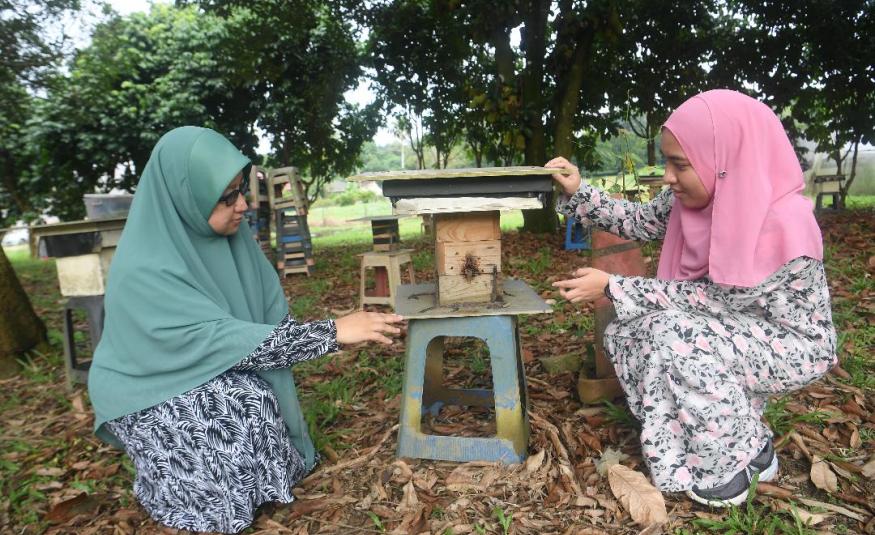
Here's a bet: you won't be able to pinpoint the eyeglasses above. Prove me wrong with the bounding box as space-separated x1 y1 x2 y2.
217 179 250 207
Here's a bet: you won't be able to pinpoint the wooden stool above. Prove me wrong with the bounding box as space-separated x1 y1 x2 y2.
397 315 529 463
813 174 844 211
358 249 415 308
62 295 105 388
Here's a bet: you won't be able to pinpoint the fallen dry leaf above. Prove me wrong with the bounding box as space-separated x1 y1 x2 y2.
607 464 668 526
861 456 875 479
773 501 832 526
595 447 629 476
445 463 499 492
397 480 419 511
46 493 108 524
810 455 838 493
797 498 867 522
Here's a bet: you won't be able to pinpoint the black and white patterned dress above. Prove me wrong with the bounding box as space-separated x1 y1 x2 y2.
107 315 338 533
559 184 837 492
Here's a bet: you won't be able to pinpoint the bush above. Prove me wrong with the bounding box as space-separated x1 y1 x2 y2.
318 188 380 207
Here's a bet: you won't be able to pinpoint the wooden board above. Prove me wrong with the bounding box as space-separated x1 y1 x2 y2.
434 212 500 242
438 273 497 304
435 240 501 276
348 165 570 182
395 279 552 319
393 196 543 215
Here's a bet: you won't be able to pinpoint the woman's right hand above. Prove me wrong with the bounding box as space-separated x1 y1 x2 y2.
334 311 405 346
545 156 582 196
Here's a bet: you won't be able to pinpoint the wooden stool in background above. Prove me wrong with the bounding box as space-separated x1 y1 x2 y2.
358 249 415 308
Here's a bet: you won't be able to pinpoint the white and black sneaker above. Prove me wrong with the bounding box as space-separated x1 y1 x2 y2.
686 440 778 508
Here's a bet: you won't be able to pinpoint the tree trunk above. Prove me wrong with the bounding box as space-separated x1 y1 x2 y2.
0 244 47 376
839 139 860 209
520 0 556 233
646 113 657 166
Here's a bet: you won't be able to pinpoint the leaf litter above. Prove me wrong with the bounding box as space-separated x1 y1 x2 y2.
1 211 873 533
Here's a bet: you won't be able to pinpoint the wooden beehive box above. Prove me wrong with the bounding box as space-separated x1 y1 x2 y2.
434 211 501 304
348 166 568 307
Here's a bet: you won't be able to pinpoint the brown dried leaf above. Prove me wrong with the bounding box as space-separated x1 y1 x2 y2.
46 493 108 524
810 455 838 493
525 449 546 473
445 464 498 492
862 456 875 479
607 464 668 526
773 502 831 526
397 480 419 511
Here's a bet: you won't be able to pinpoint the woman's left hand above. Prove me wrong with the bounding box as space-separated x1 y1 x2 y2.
552 268 611 303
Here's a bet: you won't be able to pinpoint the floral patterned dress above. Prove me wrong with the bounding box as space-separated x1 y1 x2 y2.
558 184 837 492
106 316 338 533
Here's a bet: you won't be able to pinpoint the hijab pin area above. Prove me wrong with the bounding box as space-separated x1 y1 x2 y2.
718 171 727 178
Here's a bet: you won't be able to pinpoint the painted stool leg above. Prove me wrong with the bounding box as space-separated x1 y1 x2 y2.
398 319 429 455
359 257 367 309
484 315 529 459
388 257 402 307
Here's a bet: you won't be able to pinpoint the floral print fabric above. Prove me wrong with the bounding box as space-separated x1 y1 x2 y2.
558 184 836 491
107 315 338 533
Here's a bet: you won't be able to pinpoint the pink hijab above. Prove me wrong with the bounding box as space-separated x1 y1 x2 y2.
657 89 823 287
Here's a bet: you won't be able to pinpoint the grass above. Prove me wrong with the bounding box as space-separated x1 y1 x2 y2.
763 396 829 436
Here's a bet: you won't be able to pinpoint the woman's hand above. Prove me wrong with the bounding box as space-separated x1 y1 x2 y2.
552 268 611 303
335 311 405 346
545 156 582 196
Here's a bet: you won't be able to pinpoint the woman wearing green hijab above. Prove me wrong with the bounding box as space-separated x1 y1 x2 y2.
88 126 404 533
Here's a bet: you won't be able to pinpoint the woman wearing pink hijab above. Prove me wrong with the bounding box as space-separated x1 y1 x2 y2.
546 89 836 507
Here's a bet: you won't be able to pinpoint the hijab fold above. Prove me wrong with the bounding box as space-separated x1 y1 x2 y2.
88 126 316 470
658 90 823 287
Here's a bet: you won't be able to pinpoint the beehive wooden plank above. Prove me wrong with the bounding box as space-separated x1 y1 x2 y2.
437 273 498 304
435 240 501 276
434 212 500 243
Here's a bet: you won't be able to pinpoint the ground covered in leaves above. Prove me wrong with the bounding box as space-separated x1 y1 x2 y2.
1 208 874 534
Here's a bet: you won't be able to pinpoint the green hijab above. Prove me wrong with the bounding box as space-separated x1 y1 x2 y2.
88 126 316 470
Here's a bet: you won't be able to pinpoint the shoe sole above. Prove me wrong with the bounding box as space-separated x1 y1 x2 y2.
685 456 779 508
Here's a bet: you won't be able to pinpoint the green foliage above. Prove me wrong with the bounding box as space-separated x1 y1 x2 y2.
492 506 513 535
763 396 829 437
692 478 817 535
319 188 380 207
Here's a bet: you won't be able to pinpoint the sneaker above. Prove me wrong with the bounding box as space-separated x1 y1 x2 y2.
747 439 779 482
686 440 779 508
687 467 755 507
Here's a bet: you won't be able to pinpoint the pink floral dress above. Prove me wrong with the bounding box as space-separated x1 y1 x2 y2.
559 184 837 492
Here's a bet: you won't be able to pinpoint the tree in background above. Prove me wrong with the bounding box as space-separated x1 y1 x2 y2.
0 0 79 373
715 0 875 207
28 5 260 221
195 0 382 201
365 0 624 232
612 0 715 166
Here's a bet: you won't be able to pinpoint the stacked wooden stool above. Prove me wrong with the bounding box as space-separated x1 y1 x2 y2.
354 215 415 309
268 167 314 276
30 217 126 387
348 167 557 464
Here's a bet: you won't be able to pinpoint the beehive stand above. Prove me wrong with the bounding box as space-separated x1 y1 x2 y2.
348 166 559 463
269 167 314 277
246 165 273 257
31 217 126 386
350 215 414 309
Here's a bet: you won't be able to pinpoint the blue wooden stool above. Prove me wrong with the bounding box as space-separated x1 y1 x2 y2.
397 314 529 463
564 217 590 250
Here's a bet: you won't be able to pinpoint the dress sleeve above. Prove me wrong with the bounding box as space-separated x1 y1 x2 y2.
605 257 830 331
233 314 340 370
556 182 674 241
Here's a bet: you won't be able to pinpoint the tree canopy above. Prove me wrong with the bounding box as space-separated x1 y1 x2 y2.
0 0 873 227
